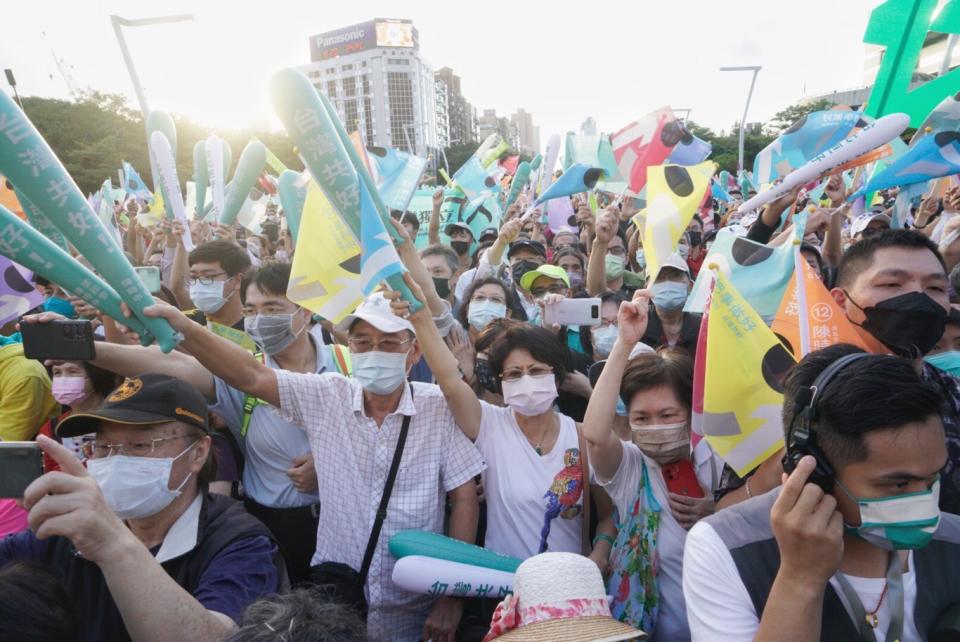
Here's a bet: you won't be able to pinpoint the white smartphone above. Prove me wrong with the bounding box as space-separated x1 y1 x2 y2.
134 266 161 294
543 297 602 327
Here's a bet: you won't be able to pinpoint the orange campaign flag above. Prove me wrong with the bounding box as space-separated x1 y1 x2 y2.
772 245 887 358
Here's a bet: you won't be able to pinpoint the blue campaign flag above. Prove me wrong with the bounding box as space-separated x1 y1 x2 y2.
452 156 502 199
122 161 153 201
535 163 606 205
685 220 804 322
753 110 864 185
711 181 731 201
367 145 428 212
852 131 960 197
667 131 712 166
359 180 406 295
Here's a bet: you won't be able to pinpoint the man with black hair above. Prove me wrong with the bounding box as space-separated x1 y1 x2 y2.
830 228 960 513
684 344 960 641
179 240 253 332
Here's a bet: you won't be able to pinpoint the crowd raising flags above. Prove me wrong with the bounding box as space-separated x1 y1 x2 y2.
6 4 960 639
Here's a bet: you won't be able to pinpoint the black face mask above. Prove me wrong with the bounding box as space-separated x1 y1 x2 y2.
432 276 451 299
511 260 541 286
474 358 499 393
688 231 702 247
450 240 471 256
846 291 948 357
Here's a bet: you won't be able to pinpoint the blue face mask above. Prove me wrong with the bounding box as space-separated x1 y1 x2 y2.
925 350 960 376
615 396 628 417
678 245 690 260
836 479 941 550
592 324 618 357
44 296 76 318
467 300 507 331
635 249 646 269
650 281 688 311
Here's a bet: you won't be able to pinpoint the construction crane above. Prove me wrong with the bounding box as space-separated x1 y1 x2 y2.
41 30 80 100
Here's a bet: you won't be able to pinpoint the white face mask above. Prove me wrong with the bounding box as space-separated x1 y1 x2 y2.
189 280 230 314
502 373 558 416
351 350 410 395
630 421 690 465
88 440 198 520
592 325 618 356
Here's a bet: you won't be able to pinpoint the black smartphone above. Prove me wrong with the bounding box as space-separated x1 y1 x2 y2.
21 319 96 361
0 442 43 498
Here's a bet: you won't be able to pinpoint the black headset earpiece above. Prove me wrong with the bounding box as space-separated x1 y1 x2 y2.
782 352 871 493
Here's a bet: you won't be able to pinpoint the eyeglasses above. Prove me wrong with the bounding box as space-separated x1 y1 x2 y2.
531 284 567 298
185 273 229 287
82 434 192 459
347 336 413 354
607 246 626 257
500 364 554 382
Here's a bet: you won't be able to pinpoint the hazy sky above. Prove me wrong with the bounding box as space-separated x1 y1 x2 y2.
4 0 883 144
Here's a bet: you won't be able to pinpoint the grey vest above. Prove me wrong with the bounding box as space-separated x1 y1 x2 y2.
703 488 960 641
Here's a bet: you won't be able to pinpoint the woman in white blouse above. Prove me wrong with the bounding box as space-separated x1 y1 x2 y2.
582 289 723 642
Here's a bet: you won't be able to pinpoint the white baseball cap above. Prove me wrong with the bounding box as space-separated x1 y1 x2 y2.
335 292 415 334
851 212 892 237
659 252 691 277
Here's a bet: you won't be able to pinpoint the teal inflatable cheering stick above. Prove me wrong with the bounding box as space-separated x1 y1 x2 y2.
277 169 306 244
220 140 266 226
0 204 151 338
504 161 531 211
14 186 69 251
0 92 180 351
193 139 208 217
270 68 420 312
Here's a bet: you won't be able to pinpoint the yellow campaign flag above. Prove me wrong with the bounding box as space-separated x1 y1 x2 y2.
642 161 715 281
208 321 258 353
287 180 364 323
772 247 887 359
702 269 797 476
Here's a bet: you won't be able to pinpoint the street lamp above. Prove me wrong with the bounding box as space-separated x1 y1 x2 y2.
719 65 761 173
110 13 193 119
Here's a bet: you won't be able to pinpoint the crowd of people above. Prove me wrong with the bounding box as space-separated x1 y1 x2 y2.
2 158 960 642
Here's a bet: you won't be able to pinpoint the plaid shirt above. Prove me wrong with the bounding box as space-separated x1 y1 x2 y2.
274 371 485 641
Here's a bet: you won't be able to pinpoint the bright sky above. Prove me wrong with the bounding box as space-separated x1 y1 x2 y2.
5 0 882 144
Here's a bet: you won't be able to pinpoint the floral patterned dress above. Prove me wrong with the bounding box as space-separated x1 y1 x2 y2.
605 458 661 633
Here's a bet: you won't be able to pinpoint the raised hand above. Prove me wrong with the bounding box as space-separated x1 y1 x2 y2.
616 289 651 346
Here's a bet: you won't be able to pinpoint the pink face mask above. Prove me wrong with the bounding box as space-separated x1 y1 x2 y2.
501 373 558 416
52 376 90 406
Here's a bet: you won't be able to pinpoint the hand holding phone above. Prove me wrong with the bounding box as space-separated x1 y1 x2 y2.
542 297 602 327
0 442 43 498
21 319 96 361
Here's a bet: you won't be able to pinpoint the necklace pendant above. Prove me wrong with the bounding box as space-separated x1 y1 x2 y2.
535 446 542 455
865 613 879 629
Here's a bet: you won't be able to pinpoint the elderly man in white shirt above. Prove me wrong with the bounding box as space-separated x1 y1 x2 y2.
139 293 485 642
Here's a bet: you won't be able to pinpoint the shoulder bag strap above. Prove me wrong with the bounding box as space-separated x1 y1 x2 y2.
359 386 413 582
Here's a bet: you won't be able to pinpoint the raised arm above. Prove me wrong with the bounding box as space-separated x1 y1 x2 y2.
142 302 280 407
582 290 650 481
586 208 618 296
389 276 483 440
428 188 443 246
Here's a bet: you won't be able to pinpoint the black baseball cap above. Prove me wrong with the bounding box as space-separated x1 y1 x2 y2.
507 239 546 260
57 373 210 437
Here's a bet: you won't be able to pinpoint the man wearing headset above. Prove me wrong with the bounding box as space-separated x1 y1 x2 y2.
683 345 960 641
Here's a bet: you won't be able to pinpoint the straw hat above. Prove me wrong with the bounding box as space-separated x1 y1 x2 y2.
482 552 645 642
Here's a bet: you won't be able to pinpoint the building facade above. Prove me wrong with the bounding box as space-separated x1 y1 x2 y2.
435 67 477 146
510 108 539 154
299 19 438 156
